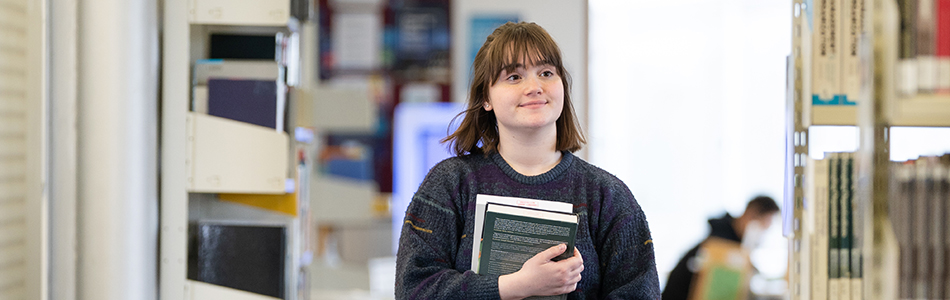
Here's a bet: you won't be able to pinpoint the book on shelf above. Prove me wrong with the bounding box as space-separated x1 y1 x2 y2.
838 153 852 300
210 33 278 60
899 0 920 97
828 153 841 299
813 158 830 300
942 156 950 300
476 202 577 300
810 153 864 300
188 222 286 299
889 155 950 299
918 0 938 94
847 152 863 300
812 0 845 106
895 0 950 96
207 78 286 131
841 0 864 106
939 155 950 300
192 59 282 115
193 59 281 86
913 158 933 299
893 160 915 300
842 153 853 300
841 153 861 300
929 161 946 300
938 0 950 93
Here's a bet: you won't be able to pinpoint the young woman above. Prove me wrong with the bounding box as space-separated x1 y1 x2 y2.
395 22 660 299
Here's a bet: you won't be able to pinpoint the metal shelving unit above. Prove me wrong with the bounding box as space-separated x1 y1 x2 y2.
787 0 950 299
160 0 308 299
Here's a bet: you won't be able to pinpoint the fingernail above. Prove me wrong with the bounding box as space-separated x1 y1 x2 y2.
559 244 566 251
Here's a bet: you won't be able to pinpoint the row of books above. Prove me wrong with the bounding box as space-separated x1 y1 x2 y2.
890 154 950 300
811 0 865 106
812 0 950 105
191 33 299 132
897 0 950 97
806 152 950 300
810 152 863 300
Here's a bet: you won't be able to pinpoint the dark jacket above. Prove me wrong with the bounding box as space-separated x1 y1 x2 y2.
661 213 741 300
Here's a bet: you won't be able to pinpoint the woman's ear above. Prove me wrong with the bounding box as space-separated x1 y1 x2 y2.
484 101 492 111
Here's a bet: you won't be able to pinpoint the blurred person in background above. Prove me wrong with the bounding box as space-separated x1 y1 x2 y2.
661 196 779 300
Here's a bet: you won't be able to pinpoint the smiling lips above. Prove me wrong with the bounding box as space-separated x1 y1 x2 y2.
519 100 548 108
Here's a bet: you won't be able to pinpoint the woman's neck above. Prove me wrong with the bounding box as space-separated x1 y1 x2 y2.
497 126 561 176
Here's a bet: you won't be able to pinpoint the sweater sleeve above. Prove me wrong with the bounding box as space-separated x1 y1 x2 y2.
394 161 500 300
597 187 662 299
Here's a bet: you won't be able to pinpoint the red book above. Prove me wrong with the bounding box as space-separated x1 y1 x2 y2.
937 0 950 93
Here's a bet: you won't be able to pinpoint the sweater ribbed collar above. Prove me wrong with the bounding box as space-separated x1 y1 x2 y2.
490 150 574 185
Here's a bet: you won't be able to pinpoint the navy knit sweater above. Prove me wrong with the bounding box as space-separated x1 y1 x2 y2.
395 151 661 299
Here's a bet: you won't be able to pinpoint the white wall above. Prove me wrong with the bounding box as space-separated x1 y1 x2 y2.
588 0 791 286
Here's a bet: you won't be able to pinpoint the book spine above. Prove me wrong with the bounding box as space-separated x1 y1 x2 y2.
841 0 864 105
918 0 937 93
837 153 852 300
814 159 830 300
899 0 919 97
896 162 915 300
930 163 946 299
840 152 852 281
849 152 863 300
828 153 841 300
814 0 844 105
937 0 950 93
944 163 950 300
913 159 930 298
839 153 854 300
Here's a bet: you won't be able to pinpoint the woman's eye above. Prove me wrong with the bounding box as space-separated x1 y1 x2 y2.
506 74 521 81
540 71 554 77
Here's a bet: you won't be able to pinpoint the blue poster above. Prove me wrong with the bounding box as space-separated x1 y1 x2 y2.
469 15 520 79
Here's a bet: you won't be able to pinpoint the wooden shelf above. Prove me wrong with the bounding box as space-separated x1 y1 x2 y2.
811 105 858 126
890 94 950 127
810 94 950 127
186 112 289 194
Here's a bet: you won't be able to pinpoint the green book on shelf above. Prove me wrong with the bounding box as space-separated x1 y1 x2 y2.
829 153 841 295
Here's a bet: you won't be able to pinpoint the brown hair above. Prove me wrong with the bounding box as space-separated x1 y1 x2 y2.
745 196 780 216
443 21 586 156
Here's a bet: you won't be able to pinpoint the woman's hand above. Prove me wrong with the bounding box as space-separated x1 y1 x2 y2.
498 244 584 300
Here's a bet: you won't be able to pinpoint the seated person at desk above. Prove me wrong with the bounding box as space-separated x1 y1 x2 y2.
661 196 779 300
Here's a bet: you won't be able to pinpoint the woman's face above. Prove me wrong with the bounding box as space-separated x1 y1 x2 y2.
485 57 564 135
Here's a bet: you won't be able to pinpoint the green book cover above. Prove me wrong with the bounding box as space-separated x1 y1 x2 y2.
829 153 840 280
840 153 852 279
479 203 578 299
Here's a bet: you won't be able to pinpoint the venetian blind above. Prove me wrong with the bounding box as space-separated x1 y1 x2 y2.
0 0 30 298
